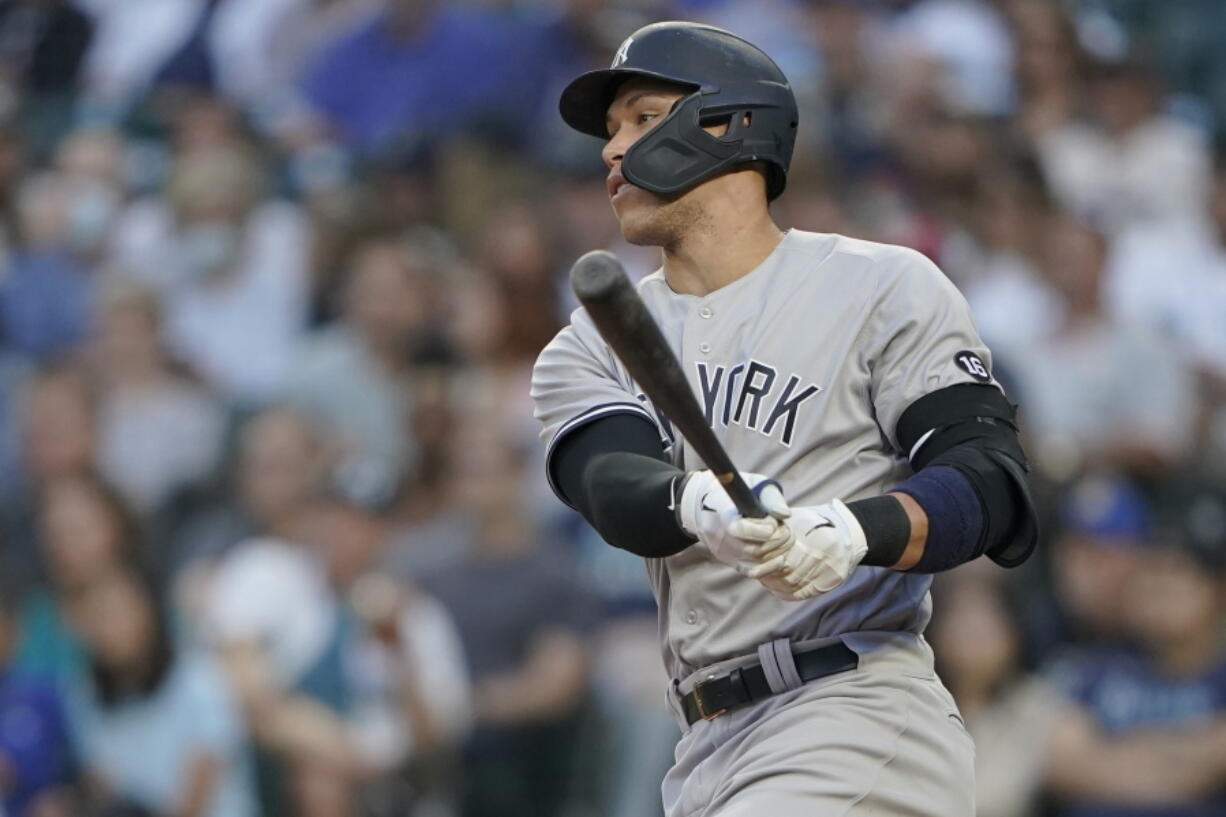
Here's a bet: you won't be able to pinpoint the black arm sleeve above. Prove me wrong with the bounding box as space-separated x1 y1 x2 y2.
551 413 695 558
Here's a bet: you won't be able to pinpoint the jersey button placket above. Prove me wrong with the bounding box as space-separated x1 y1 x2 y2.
698 306 714 353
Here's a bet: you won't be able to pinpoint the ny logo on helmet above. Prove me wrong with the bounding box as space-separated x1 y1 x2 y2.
612 37 633 68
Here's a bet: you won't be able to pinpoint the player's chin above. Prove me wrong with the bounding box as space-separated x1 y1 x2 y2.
614 200 669 246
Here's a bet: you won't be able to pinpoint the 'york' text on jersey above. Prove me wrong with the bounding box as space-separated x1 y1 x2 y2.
696 360 821 446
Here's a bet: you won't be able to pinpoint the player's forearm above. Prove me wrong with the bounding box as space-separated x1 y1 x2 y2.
552 413 695 557
840 466 987 573
883 492 927 569
848 452 1030 574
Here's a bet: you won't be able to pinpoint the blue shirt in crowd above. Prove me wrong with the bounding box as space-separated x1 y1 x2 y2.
0 250 92 361
302 5 550 156
0 667 72 817
66 652 258 817
1052 646 1226 817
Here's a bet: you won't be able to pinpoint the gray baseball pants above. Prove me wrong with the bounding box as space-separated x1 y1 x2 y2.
662 632 975 817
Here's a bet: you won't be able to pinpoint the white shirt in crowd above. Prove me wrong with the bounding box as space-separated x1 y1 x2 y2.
109 199 310 405
1004 318 1197 465
76 0 312 114
1037 115 1212 236
960 251 1065 356
97 380 225 513
890 0 1016 116
1106 222 1226 379
205 537 336 686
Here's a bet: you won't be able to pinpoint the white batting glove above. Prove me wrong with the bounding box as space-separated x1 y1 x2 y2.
752 500 869 601
676 470 792 574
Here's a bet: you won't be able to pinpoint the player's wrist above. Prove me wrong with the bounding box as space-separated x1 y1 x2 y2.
675 470 703 539
676 469 712 537
846 495 912 568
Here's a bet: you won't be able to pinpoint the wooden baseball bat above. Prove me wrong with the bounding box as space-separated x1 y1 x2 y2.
570 249 768 519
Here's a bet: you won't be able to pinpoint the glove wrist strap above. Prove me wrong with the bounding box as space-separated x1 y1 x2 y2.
675 471 702 539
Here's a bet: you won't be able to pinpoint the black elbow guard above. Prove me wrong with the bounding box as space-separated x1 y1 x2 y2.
897 383 1039 567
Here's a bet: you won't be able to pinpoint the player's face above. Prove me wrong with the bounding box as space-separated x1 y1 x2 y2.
602 79 703 246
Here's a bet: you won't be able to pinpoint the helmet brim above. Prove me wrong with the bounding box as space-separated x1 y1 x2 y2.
559 68 702 139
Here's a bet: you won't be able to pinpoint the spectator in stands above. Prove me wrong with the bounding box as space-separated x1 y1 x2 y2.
14 473 144 683
1006 0 1087 140
0 582 73 817
1036 56 1212 236
475 201 562 366
289 236 429 478
2 364 97 593
1037 472 1152 659
1045 482 1226 816
306 458 471 812
91 283 224 518
0 174 95 361
946 152 1064 353
170 405 330 575
425 410 594 817
201 409 355 817
930 570 1058 817
67 567 258 817
1107 144 1226 389
48 127 127 267
108 145 309 404
1003 215 1196 477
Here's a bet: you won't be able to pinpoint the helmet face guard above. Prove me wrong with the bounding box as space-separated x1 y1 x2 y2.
558 22 798 201
621 83 796 199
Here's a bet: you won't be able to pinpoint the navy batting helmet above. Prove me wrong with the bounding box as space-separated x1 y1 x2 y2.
559 21 798 200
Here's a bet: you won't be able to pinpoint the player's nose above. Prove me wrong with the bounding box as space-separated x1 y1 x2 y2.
601 130 631 169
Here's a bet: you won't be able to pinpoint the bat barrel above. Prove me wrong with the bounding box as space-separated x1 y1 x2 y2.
570 250 628 304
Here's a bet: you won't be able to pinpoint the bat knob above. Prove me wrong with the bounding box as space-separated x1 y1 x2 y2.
570 249 629 303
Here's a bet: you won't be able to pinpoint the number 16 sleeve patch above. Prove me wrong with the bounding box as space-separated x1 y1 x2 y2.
954 351 992 383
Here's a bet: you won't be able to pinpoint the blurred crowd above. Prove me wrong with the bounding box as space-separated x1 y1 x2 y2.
0 0 1224 816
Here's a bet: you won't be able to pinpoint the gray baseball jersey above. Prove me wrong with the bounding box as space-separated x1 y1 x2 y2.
532 229 997 681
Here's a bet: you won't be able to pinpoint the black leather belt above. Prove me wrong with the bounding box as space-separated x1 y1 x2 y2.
680 642 859 725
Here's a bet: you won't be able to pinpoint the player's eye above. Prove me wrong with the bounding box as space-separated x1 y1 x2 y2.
637 112 659 125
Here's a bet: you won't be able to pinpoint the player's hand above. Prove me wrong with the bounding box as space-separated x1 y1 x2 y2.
676 469 792 574
751 500 869 601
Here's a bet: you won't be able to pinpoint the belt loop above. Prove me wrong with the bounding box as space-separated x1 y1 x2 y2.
773 639 804 690
757 637 802 694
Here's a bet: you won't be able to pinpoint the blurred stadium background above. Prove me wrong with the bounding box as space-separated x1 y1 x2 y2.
0 0 1225 816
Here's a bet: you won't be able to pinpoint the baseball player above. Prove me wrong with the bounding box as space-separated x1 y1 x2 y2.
532 21 1038 817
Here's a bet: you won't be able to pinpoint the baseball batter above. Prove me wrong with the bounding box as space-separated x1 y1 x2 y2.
532 21 1038 817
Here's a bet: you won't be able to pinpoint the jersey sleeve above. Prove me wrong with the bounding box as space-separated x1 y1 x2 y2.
531 306 657 504
865 247 999 454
